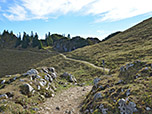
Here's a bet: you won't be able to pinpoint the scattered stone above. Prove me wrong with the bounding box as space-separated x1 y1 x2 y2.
94 93 102 101
84 109 89 113
5 75 11 78
42 68 48 73
126 89 130 96
51 94 55 97
5 92 14 98
20 83 34 95
99 104 107 114
19 79 25 82
48 67 55 73
39 79 47 87
1 80 5 84
146 107 151 111
32 108 39 111
93 78 101 88
51 72 57 79
37 85 41 90
47 74 53 82
0 94 8 100
69 75 77 82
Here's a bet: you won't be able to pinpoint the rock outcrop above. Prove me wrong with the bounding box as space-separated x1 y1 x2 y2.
81 61 152 114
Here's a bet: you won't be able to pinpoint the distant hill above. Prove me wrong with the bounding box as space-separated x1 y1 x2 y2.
0 31 100 52
66 17 152 72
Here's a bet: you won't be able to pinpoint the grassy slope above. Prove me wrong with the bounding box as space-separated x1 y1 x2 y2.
66 17 152 72
0 49 54 77
0 48 104 84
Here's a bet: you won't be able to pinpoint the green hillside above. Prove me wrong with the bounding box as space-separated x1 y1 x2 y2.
66 17 152 73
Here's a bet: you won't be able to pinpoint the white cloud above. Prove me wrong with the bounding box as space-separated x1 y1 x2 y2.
2 0 152 21
87 0 152 22
21 0 95 18
3 4 27 21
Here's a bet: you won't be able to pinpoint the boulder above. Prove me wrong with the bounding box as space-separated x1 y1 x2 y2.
48 67 55 73
23 69 39 76
39 79 47 87
5 92 14 98
1 80 5 84
20 83 34 95
146 107 151 111
69 75 77 82
118 98 138 114
61 72 77 82
42 68 48 73
0 94 8 100
51 72 57 79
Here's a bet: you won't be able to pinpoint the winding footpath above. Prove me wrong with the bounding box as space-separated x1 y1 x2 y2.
37 86 92 114
59 53 110 73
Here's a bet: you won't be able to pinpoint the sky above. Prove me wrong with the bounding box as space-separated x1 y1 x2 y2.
0 0 152 40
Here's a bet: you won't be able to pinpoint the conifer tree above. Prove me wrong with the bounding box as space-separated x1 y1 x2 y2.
38 40 43 49
15 33 21 48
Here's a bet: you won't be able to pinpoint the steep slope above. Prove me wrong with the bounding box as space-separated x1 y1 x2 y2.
66 17 152 72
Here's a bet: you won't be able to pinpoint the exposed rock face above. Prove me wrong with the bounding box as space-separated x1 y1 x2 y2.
20 83 34 95
53 36 100 52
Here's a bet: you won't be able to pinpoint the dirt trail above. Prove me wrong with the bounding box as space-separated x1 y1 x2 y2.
37 86 92 114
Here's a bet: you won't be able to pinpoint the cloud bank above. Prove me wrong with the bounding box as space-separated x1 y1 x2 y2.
1 0 152 21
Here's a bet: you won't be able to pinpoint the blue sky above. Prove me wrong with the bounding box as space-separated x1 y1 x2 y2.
0 0 152 40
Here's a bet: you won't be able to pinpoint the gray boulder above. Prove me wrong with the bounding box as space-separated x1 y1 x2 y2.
118 98 138 114
0 94 8 100
39 79 47 87
48 67 55 73
23 69 39 76
51 72 57 79
20 83 34 95
42 67 48 73
61 72 77 82
1 80 5 84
